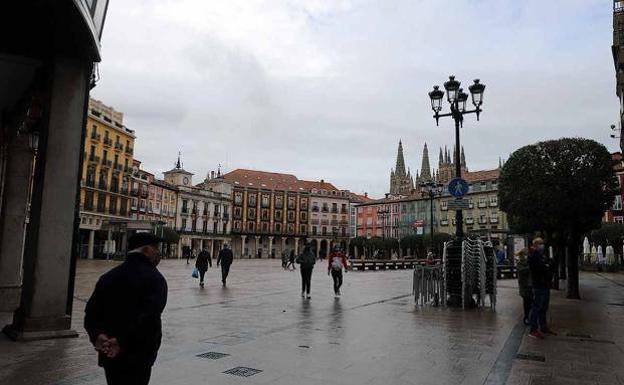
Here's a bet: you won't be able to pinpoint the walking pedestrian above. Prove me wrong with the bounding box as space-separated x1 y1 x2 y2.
528 237 557 339
217 244 234 287
296 243 316 299
84 233 168 385
287 250 296 270
196 247 212 288
281 250 288 270
516 248 532 325
328 245 348 297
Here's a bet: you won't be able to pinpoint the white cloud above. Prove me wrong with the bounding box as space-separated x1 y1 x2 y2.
93 0 618 197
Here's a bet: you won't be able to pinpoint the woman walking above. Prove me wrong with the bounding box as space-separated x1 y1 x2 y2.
328 245 348 297
195 247 212 288
297 244 316 299
287 250 297 271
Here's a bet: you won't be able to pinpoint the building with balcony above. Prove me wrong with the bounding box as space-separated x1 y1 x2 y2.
78 98 135 259
613 1 624 152
129 159 152 220
164 158 232 258
604 152 624 223
301 180 351 258
436 168 508 239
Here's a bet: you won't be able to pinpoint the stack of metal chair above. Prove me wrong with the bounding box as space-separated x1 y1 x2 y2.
443 240 463 306
482 241 497 309
413 263 444 306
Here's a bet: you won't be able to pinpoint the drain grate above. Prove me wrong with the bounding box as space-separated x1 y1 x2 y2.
196 352 230 360
515 353 545 362
223 367 263 377
580 338 615 344
567 333 592 338
298 345 310 349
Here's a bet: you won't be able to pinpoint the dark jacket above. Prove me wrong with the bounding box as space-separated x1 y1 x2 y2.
528 248 550 289
217 248 233 266
84 252 168 369
196 250 212 271
516 259 532 297
296 248 316 269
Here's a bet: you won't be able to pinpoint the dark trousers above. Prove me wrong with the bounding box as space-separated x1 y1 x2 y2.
199 269 206 284
529 287 550 332
221 263 231 284
105 365 151 385
300 267 313 294
331 269 343 294
522 295 533 322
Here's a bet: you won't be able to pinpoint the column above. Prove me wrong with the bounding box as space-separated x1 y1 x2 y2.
268 236 274 258
3 56 90 340
0 128 32 312
354 245 359 259
240 235 247 258
255 236 260 258
315 239 320 259
326 241 331 259
87 230 95 259
294 238 299 255
281 238 286 254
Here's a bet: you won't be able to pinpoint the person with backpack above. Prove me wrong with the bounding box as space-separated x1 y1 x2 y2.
195 247 212 288
516 248 532 325
528 237 557 339
328 245 348 297
296 243 316 299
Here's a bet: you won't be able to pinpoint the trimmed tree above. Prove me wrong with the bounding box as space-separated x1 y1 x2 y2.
499 138 617 299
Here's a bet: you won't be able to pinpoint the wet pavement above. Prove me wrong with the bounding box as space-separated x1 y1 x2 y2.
0 259 622 385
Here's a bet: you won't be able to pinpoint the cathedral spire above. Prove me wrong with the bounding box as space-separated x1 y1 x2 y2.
175 151 182 169
394 140 407 176
420 143 432 181
439 147 444 166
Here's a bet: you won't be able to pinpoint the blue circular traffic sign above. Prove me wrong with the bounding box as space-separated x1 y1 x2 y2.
448 178 469 198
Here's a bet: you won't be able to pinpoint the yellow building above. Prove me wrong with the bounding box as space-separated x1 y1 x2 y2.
79 98 135 258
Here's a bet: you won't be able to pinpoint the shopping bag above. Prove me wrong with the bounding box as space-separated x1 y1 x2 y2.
192 267 199 278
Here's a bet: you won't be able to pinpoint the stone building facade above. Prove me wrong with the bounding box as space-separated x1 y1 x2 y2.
79 98 135 259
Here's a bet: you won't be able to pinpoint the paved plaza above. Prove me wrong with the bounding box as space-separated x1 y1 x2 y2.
1 259 623 385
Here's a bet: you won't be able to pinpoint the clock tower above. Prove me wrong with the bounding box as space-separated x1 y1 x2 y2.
163 153 194 187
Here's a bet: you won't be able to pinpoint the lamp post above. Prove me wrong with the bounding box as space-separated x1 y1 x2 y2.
429 76 485 239
420 181 443 247
377 207 389 240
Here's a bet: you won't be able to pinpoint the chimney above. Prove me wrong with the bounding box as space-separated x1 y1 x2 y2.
364 192 368 197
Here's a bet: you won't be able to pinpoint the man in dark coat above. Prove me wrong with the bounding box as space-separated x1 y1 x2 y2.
195 247 212 288
84 233 168 385
527 237 556 339
217 243 234 287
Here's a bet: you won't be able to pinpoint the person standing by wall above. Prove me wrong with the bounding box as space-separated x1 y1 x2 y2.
217 244 234 287
296 244 316 299
84 233 168 385
195 247 212 288
516 248 532 325
328 245 348 298
528 237 557 339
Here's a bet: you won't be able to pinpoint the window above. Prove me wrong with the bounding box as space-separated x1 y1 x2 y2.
248 194 257 206
182 200 188 213
261 209 269 220
300 212 307 221
478 197 487 207
287 211 295 222
615 216 624 224
275 196 283 208
287 196 296 209
120 198 127 215
614 195 623 211
331 203 338 213
300 225 306 234
275 223 282 233
248 208 256 220
234 207 242 219
312 226 317 235
85 191 94 210
262 222 269 232
97 193 106 212
490 195 498 206
181 218 187 230
261 194 269 207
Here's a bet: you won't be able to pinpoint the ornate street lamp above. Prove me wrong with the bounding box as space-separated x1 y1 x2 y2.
428 75 485 239
377 207 390 240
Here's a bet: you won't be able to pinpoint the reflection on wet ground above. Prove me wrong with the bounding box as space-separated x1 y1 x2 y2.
1 259 621 385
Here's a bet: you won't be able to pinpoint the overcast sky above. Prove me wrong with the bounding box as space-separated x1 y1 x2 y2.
92 0 617 198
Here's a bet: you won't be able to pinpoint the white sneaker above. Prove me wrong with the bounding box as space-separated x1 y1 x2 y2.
306 294 311 299
301 292 305 298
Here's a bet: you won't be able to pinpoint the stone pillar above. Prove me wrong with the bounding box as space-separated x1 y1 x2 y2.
4 56 90 340
0 130 32 312
177 241 182 259
255 236 260 258
268 236 274 258
281 238 286 254
87 230 95 259
326 241 331 259
240 235 247 259
294 238 299 255
316 239 320 259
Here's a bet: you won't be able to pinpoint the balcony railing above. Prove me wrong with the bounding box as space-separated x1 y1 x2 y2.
312 206 319 212
489 201 498 207
331 208 338 213
321 207 329 213
90 133 101 142
102 159 112 167
103 137 113 147
88 155 100 164
114 142 123 151
114 164 123 171
125 147 134 155
490 218 499 224
130 188 138 196
478 202 487 208
440 219 449 226
465 218 474 224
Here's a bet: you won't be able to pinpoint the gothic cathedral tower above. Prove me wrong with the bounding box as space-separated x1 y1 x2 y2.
389 141 414 195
